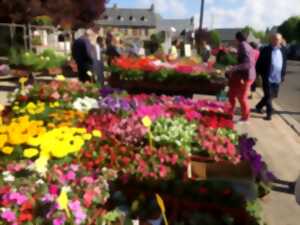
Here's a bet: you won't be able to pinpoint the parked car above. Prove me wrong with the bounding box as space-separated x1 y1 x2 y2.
288 44 300 61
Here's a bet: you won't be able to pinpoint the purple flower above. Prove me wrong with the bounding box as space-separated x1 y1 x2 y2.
1 209 16 222
99 96 131 113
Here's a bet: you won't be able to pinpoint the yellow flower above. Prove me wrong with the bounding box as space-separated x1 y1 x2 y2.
55 75 66 81
57 187 71 218
92 130 102 138
142 116 152 128
83 133 92 141
19 77 28 84
0 104 4 112
0 134 8 148
34 154 49 175
24 148 39 158
1 146 13 155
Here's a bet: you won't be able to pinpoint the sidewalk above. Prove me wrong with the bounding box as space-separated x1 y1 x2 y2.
236 93 300 225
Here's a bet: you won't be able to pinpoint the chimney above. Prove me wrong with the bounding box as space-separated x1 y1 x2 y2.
113 4 117 9
150 4 154 11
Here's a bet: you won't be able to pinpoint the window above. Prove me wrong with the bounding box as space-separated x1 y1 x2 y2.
103 15 109 20
129 16 135 21
141 16 148 22
117 16 124 21
145 29 149 36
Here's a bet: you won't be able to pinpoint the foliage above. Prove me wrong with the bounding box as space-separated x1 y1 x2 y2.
0 0 106 29
32 15 53 26
209 30 221 47
242 26 268 43
152 117 197 153
278 16 300 43
8 48 68 71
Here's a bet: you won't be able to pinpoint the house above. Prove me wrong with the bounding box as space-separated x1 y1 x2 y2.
95 4 157 41
95 4 195 41
213 28 260 46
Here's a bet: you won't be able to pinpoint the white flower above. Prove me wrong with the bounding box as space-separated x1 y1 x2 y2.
36 179 45 185
2 171 15 182
72 97 98 112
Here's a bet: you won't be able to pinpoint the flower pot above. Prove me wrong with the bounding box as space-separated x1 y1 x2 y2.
47 67 63 76
189 156 253 180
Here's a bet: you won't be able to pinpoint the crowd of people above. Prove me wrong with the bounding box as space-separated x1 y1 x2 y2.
226 32 287 122
71 25 288 122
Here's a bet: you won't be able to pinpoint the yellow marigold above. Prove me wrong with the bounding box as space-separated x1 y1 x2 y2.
1 146 13 155
0 134 8 148
24 148 39 158
142 116 152 128
92 130 102 138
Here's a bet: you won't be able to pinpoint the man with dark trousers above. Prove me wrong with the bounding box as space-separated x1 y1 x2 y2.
72 30 96 83
255 33 288 120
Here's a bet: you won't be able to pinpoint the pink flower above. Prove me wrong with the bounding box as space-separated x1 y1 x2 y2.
49 185 59 196
9 192 27 205
158 165 168 178
53 216 66 225
83 190 94 207
69 200 87 225
65 171 76 181
50 91 60 100
1 209 16 222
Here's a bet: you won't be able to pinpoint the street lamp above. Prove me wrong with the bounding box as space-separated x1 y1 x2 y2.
200 0 205 29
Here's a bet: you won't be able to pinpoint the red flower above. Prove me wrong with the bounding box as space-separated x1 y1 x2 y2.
18 212 33 222
199 187 208 194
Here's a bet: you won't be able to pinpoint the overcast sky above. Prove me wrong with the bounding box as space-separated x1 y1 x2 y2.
107 0 300 30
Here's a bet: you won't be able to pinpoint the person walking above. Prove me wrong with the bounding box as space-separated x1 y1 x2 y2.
226 31 256 122
255 33 288 120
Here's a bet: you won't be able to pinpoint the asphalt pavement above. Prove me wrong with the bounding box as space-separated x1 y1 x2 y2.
275 60 300 123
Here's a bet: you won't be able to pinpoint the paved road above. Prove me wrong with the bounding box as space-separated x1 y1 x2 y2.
275 60 300 123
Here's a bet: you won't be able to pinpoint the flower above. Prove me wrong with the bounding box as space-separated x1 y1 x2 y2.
55 75 65 81
69 200 87 225
92 130 102 138
57 187 71 218
142 116 152 128
1 146 13 155
1 209 16 223
23 148 39 158
73 97 99 112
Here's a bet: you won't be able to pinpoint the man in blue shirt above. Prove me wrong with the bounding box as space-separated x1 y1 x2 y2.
255 33 288 120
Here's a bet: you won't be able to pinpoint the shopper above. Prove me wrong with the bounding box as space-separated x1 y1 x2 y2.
226 31 256 122
255 33 288 120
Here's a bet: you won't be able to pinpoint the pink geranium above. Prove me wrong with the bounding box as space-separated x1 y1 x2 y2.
1 210 16 223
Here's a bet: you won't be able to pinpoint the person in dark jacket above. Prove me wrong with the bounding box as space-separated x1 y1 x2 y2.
106 36 122 66
72 31 96 82
255 33 288 120
226 31 256 122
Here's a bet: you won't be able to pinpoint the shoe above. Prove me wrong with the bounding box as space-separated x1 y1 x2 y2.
264 116 272 121
255 107 263 114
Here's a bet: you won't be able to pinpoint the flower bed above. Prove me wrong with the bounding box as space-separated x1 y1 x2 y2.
108 57 227 96
0 80 271 224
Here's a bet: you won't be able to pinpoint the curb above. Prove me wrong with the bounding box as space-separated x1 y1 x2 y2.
256 89 300 136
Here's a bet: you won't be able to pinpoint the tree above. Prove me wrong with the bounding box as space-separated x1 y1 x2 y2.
0 0 106 29
209 30 220 47
278 16 300 43
242 26 267 42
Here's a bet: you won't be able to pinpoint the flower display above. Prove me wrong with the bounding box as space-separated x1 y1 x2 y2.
110 57 214 82
0 80 271 224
